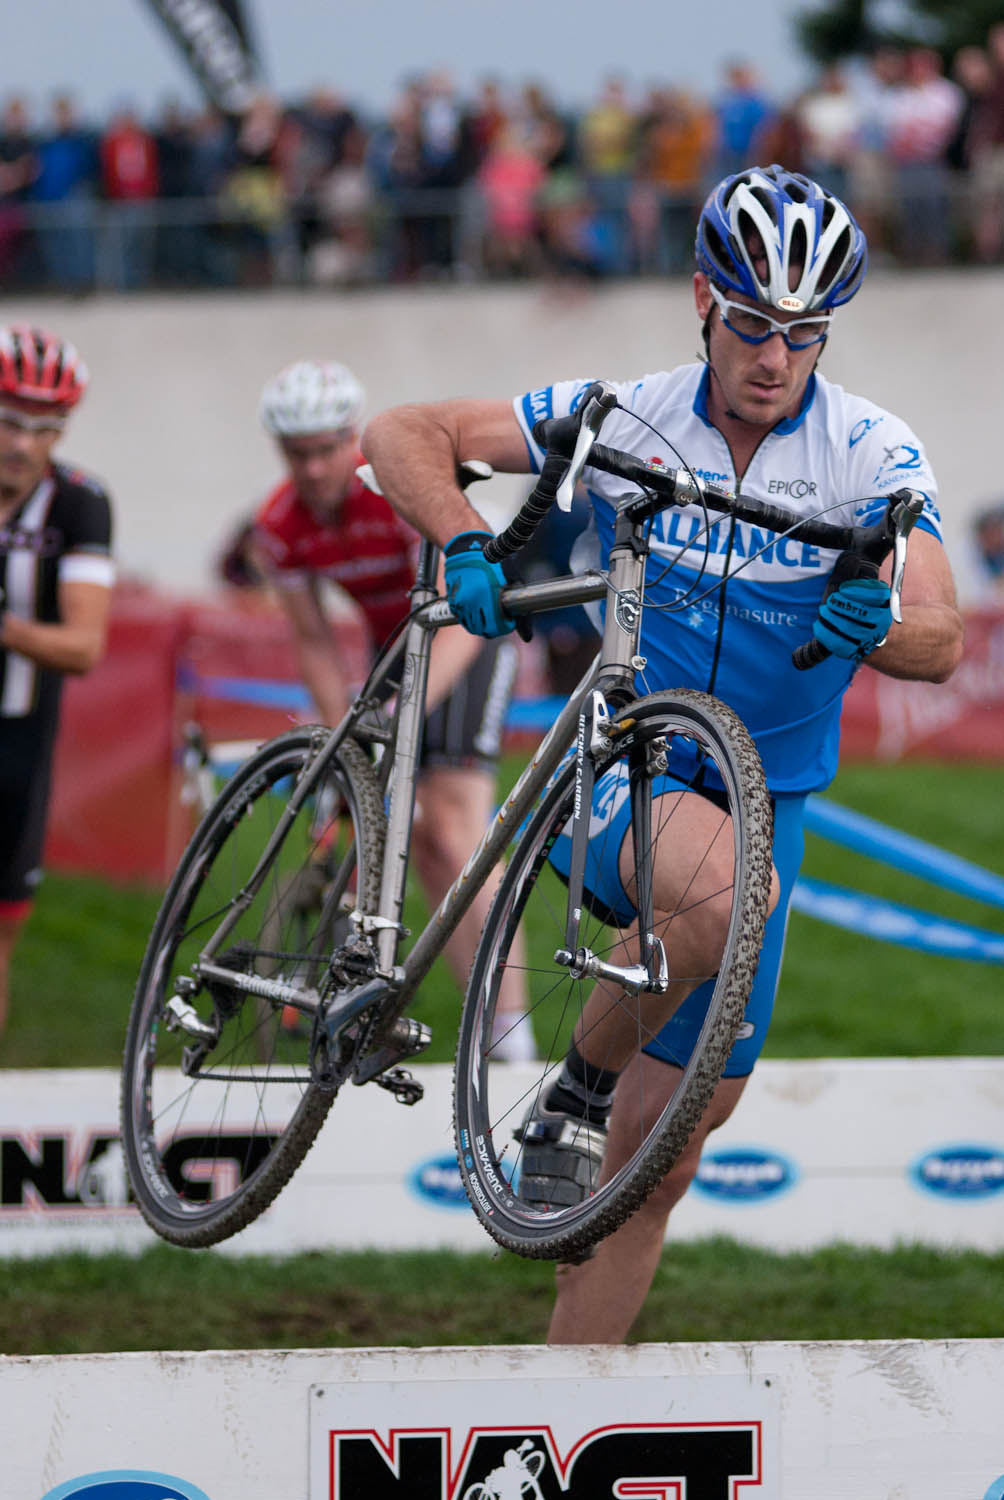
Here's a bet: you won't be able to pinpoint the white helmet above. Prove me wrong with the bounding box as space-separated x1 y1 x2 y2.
259 360 365 436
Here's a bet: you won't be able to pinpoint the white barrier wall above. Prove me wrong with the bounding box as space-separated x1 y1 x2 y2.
1 1061 1001 1258
4 1339 1003 1500
2 272 1002 602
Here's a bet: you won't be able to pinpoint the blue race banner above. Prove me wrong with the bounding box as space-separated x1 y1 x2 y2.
792 876 1004 963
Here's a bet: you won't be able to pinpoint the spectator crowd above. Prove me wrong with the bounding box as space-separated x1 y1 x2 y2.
1 27 1003 293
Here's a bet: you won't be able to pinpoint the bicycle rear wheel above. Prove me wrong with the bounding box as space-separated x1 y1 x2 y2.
454 690 773 1261
121 727 385 1247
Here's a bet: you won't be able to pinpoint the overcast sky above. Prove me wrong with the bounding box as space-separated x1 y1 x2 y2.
17 0 822 123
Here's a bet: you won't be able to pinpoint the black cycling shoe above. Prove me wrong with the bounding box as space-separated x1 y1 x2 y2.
514 1096 607 1209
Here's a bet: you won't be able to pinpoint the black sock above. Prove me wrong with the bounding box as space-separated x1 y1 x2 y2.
544 1044 620 1125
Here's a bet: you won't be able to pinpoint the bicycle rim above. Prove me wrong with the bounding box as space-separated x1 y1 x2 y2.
121 728 385 1247
454 690 773 1261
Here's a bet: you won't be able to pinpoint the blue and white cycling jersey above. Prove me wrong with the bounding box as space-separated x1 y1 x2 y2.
515 364 943 795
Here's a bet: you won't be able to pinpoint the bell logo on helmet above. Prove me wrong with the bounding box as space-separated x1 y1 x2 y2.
696 164 868 312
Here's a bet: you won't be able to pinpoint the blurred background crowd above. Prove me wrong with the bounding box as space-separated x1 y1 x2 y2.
2 21 1004 293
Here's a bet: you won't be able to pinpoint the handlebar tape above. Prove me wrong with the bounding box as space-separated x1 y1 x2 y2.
483 451 570 563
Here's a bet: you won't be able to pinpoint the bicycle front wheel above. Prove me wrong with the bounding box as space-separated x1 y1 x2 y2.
121 727 385 1248
454 690 773 1261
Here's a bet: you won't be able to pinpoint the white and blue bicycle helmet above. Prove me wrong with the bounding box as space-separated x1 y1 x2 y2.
695 164 867 312
260 359 365 437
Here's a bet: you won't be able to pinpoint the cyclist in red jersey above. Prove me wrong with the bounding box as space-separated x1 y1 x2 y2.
0 326 115 1039
254 360 533 1060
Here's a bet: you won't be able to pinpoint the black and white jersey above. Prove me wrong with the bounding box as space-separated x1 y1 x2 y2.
0 460 115 726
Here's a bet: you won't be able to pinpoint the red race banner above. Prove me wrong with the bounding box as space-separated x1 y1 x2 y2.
840 609 1004 761
44 592 1004 886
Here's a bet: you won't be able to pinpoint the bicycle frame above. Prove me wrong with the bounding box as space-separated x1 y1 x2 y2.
187 501 666 1048
371 510 663 1036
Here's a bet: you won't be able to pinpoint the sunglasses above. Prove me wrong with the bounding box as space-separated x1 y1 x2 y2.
708 283 832 350
0 403 68 434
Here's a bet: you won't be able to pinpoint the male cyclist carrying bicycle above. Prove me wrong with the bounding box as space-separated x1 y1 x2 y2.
361 166 963 1341
253 359 533 1060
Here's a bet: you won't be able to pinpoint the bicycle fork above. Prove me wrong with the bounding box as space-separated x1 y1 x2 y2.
552 688 669 998
553 522 669 998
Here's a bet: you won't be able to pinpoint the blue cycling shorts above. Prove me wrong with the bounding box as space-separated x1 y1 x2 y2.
547 756 806 1078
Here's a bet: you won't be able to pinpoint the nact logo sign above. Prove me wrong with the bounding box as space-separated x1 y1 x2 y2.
408 1154 468 1209
911 1145 1004 1199
693 1147 797 1202
42 1471 211 1500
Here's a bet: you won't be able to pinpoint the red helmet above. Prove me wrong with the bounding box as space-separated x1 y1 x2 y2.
0 325 89 409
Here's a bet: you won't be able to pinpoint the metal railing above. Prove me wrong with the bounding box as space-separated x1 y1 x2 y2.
0 173 987 294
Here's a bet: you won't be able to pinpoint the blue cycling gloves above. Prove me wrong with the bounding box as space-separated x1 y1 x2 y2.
443 531 515 637
813 576 892 661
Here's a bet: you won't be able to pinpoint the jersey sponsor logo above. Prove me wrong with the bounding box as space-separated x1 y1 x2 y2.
849 414 883 447
693 1147 798 1201
658 509 825 572
910 1145 1004 1199
408 1153 468 1208
873 442 923 486
693 466 730 483
854 495 891 527
675 592 802 632
855 489 941 536
524 388 553 427
0 523 63 557
42 1473 211 1500
766 477 817 498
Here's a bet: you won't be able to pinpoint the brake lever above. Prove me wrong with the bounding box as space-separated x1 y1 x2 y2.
555 381 619 511
887 489 925 623
792 487 926 671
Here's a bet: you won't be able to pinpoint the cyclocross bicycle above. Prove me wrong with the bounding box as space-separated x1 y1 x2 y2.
120 382 924 1263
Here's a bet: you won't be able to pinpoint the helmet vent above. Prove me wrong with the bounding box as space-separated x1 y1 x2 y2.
735 209 769 286
748 186 775 219
721 178 743 209
702 222 734 279
820 226 852 290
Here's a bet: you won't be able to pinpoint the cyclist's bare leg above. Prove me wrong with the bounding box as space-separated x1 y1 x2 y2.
573 791 779 1072
411 765 527 1020
546 1053 748 1344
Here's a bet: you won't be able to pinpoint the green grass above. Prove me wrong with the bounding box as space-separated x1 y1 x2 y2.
2 758 1001 1355
6 758 1002 1068
769 761 1004 1059
1 1239 1001 1355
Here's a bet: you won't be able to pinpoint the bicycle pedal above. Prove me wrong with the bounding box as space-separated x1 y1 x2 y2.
373 1067 424 1106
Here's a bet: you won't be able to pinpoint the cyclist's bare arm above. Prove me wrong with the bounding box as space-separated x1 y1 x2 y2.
361 399 530 544
0 578 111 674
869 529 963 683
